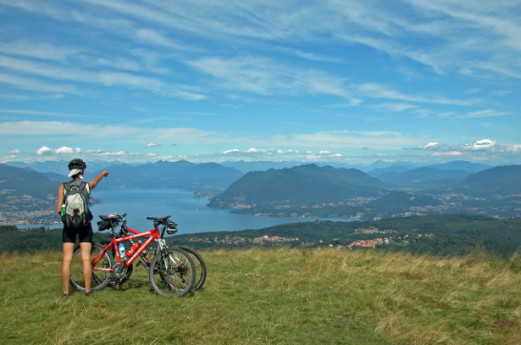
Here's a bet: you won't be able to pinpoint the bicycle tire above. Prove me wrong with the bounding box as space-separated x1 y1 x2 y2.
149 248 195 297
70 243 113 292
176 246 207 290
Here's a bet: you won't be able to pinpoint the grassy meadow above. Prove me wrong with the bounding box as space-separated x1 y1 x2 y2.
1 248 521 345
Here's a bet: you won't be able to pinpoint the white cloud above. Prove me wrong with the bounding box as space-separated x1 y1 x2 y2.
55 146 81 154
35 146 81 156
421 142 442 150
36 146 52 155
221 147 344 161
223 148 269 156
417 139 505 154
465 139 497 150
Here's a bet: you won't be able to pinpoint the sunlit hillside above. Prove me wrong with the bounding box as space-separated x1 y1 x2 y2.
1 248 520 344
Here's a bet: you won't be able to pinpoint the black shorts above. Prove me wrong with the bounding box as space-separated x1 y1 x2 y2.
62 223 93 243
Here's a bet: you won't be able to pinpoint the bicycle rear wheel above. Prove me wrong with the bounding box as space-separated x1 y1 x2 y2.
149 248 195 297
70 243 113 292
176 246 207 290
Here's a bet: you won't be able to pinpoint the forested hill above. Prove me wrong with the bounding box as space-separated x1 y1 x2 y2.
4 214 520 259
172 214 521 258
452 164 521 195
0 164 59 200
0 165 59 222
208 164 390 208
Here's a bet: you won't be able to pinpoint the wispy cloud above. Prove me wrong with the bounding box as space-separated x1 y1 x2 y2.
285 130 425 150
0 40 81 61
3 0 521 79
0 72 81 95
188 55 363 103
0 108 97 119
0 54 205 100
0 0 520 165
465 109 509 118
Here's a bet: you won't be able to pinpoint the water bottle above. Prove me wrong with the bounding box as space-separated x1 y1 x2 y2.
118 243 126 259
60 204 66 222
126 242 140 257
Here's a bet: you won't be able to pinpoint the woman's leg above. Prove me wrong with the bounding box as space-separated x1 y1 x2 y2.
80 242 93 293
62 242 75 295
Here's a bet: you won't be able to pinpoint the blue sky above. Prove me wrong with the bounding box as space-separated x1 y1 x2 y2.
1 0 520 166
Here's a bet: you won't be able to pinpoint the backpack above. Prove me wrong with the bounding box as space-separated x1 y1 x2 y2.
62 180 92 228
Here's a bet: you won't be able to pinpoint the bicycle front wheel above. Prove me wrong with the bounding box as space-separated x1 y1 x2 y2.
149 248 195 297
70 243 113 292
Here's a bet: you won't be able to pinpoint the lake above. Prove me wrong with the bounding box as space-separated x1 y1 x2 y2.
84 189 354 235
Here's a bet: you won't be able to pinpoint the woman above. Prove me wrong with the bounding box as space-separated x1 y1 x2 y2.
56 158 109 297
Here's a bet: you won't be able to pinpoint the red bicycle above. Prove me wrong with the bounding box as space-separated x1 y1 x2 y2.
107 218 207 292
69 213 195 297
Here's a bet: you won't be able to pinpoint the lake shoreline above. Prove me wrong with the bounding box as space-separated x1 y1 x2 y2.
17 188 356 234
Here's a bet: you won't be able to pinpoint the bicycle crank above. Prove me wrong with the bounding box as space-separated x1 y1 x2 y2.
113 263 128 279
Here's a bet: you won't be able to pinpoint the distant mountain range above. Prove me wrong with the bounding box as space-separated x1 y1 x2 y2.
2 159 520 224
9 159 243 191
208 162 521 220
0 160 243 224
368 160 491 190
91 160 243 191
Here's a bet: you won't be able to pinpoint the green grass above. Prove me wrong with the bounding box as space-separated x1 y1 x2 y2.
1 248 521 344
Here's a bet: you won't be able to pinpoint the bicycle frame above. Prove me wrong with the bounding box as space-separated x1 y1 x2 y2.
116 227 160 265
92 225 165 274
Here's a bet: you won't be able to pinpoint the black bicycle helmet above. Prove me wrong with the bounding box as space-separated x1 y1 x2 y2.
68 158 87 170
